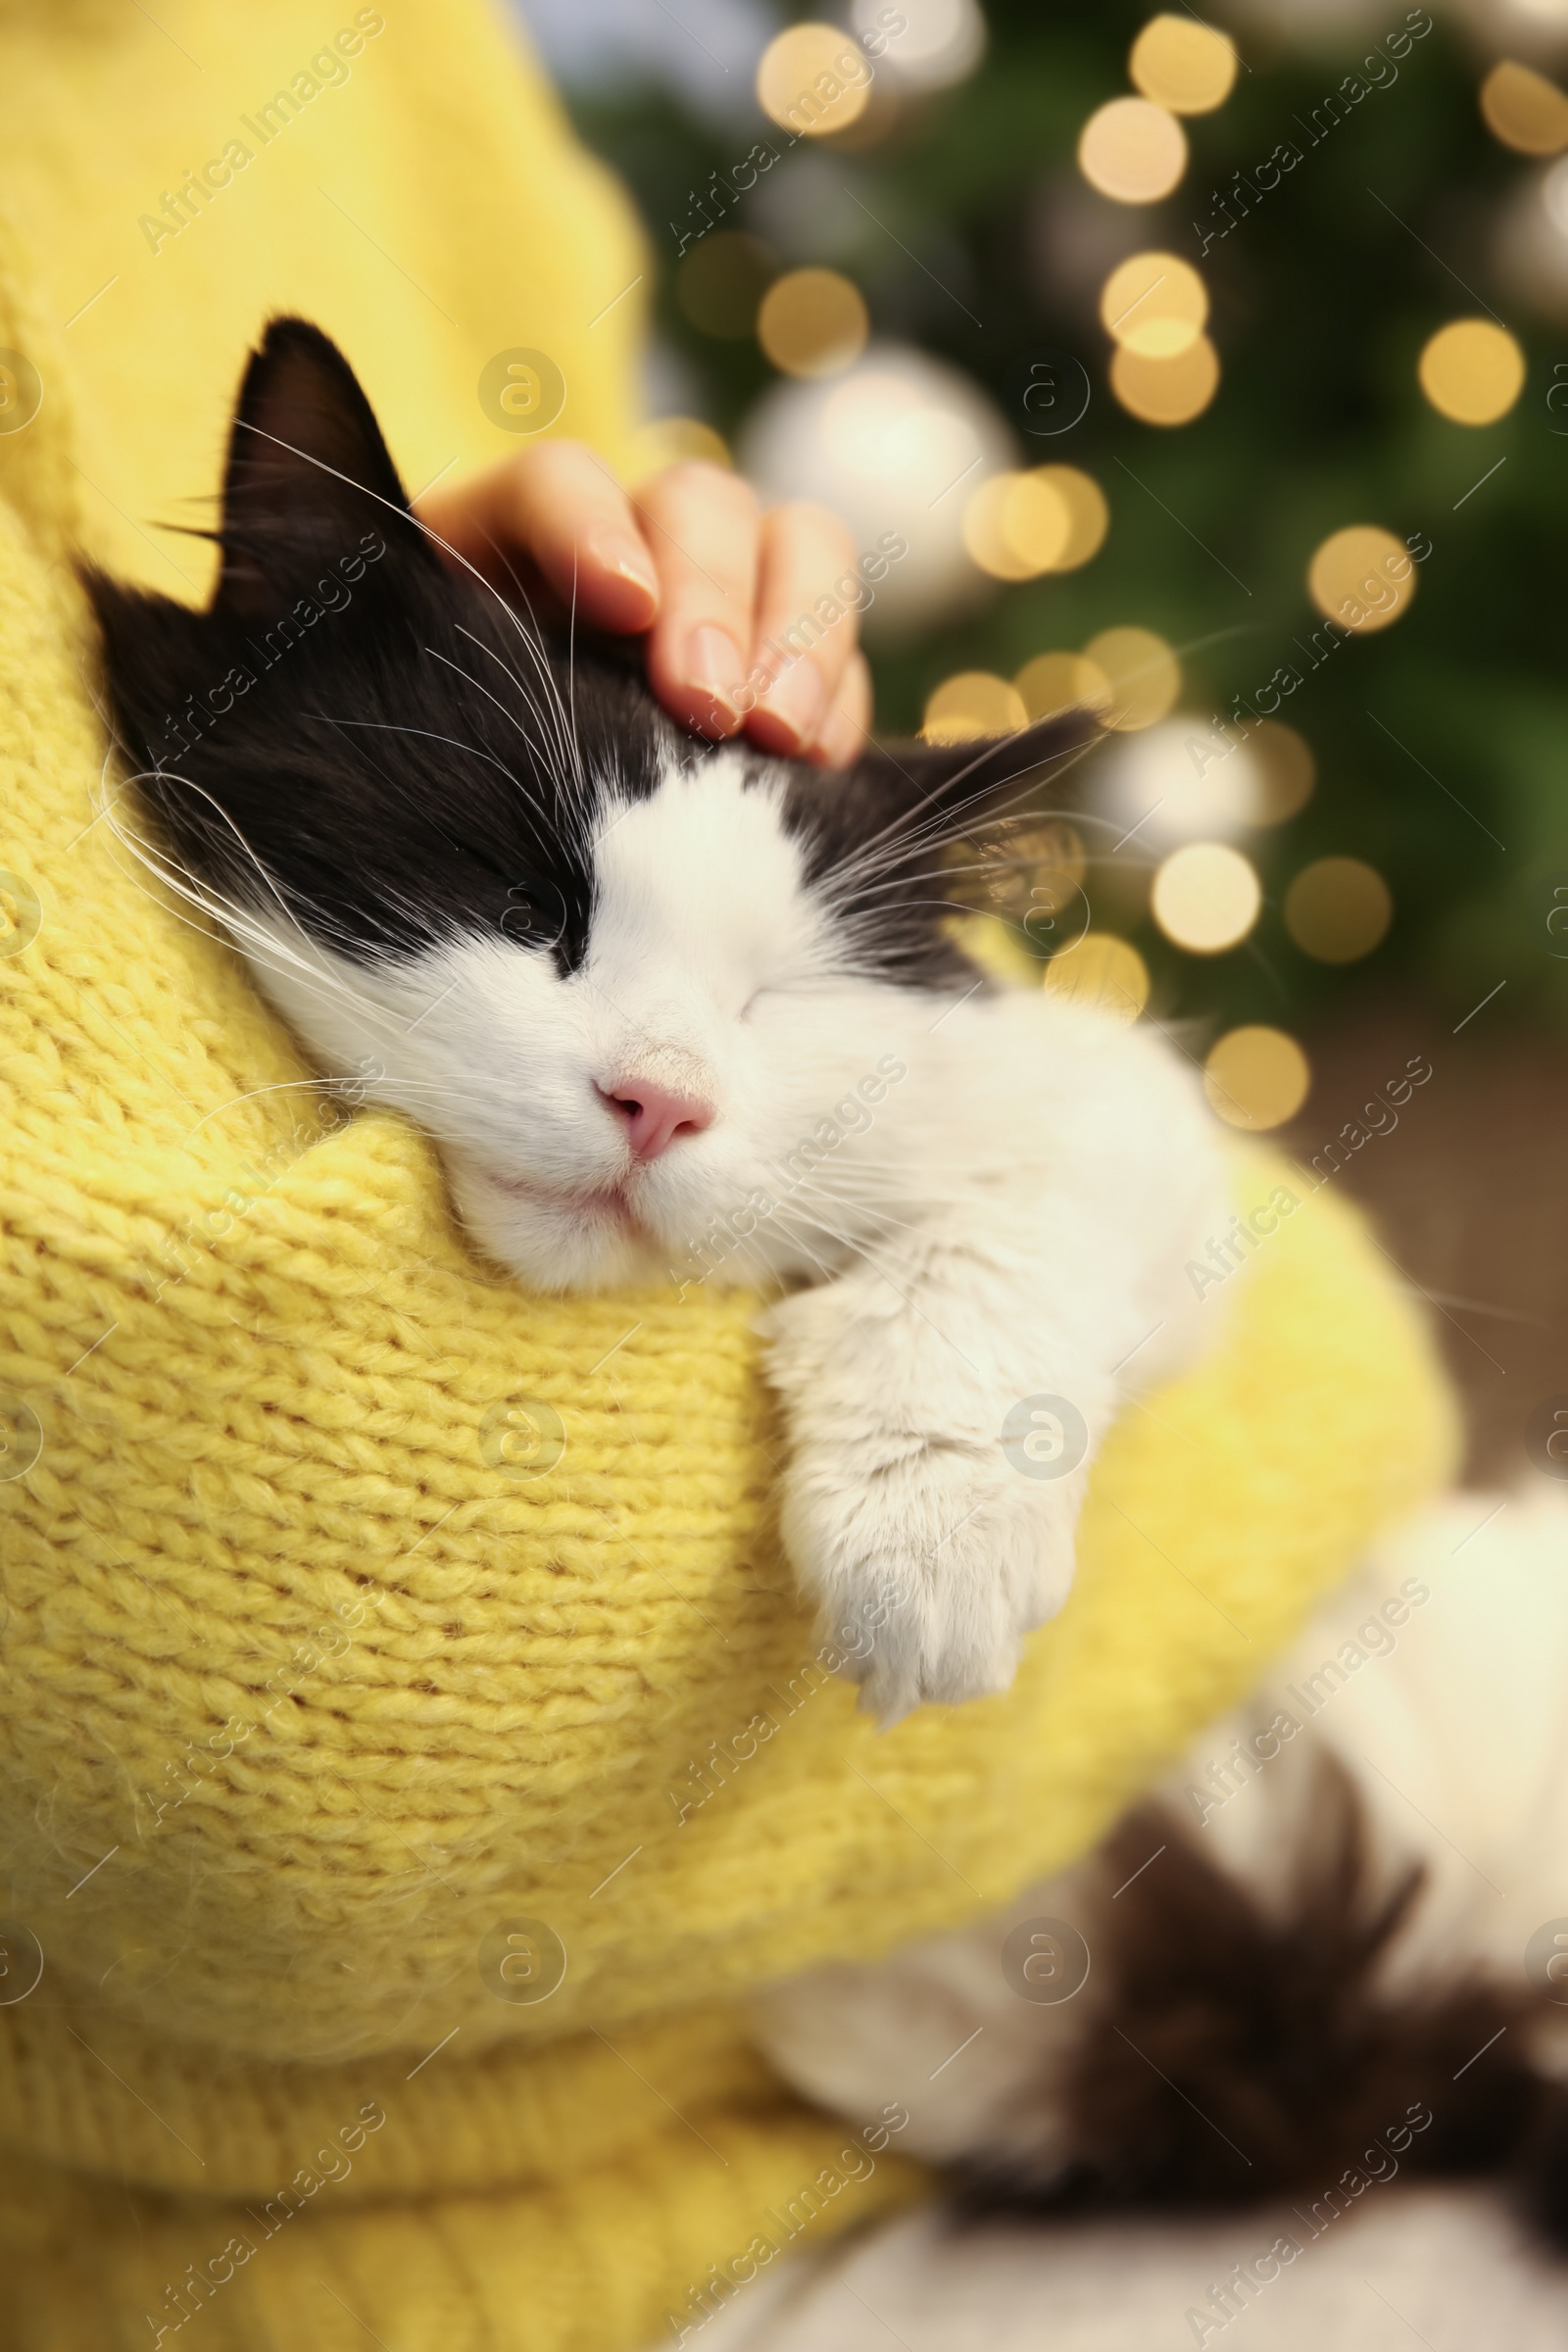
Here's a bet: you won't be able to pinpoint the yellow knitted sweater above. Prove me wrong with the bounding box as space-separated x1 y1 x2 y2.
0 4 1455 2346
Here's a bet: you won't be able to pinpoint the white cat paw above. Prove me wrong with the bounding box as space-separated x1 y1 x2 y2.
778 1438 1079 1725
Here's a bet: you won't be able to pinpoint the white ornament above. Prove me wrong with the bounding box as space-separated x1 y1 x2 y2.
740 343 1015 637
1098 718 1266 848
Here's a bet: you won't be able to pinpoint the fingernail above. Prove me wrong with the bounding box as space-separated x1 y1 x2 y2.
586 531 659 608
755 662 826 753
684 626 746 721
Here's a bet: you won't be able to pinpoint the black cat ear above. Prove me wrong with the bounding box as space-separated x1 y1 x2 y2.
791 712 1095 870
217 317 431 618
777 711 1100 988
846 714 1093 822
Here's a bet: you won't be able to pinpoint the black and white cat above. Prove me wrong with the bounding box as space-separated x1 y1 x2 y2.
85 318 1223 1724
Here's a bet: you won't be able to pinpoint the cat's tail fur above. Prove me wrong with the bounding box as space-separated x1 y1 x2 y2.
752 1485 1568 2249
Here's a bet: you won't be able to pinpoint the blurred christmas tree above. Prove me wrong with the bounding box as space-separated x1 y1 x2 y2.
518 0 1568 1121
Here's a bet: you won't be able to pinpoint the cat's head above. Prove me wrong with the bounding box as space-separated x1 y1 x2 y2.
85 318 1088 1292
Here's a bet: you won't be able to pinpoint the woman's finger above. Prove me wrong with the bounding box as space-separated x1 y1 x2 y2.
812 650 874 770
744 502 861 759
416 441 660 632
636 462 761 742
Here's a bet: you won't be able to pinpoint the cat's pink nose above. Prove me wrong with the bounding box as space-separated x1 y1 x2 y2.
602 1079 715 1160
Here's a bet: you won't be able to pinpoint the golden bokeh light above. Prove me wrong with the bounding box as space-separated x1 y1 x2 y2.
1417 318 1526 425
947 911 1043 989
963 466 1109 580
923 670 1028 742
1078 97 1188 203
1152 841 1261 954
623 416 732 482
1249 720 1316 825
1101 251 1208 357
1203 1026 1311 1131
758 269 869 378
1109 333 1221 425
1035 466 1110 568
1042 933 1151 1025
1480 59 1568 156
1015 651 1114 722
1130 15 1239 115
1306 524 1415 634
1284 857 1393 963
963 470 1071 579
1085 625 1182 730
757 25 872 137
676 231 777 339
1019 864 1091 959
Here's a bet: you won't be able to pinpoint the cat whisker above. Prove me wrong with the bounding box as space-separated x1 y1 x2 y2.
99 858 455 1084
564 551 587 826
184 1078 346 1139
101 778 395 1018
736 1207 842 1285
818 788 1126 905
827 730 1102 886
455 525 590 824
301 711 545 820
759 1197 899 1282
788 1195 922 1248
820 771 1115 881
458 591 589 818
454 623 590 839
421 641 557 779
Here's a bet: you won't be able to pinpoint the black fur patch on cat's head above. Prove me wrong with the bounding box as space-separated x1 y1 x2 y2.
956 1762 1553 2230
82 318 651 972
82 317 1092 988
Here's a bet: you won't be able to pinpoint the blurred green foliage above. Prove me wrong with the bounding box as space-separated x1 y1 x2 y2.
557 2 1568 1030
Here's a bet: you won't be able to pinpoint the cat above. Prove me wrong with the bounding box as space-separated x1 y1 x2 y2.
84 317 1225 1723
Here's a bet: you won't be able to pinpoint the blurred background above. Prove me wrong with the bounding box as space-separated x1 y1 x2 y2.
514 0 1568 1043
514 0 1568 1462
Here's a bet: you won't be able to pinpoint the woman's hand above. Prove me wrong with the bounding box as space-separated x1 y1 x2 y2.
416 442 872 768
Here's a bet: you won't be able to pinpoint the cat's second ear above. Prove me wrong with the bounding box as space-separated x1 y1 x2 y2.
793 713 1096 868
217 317 435 619
845 717 1095 820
